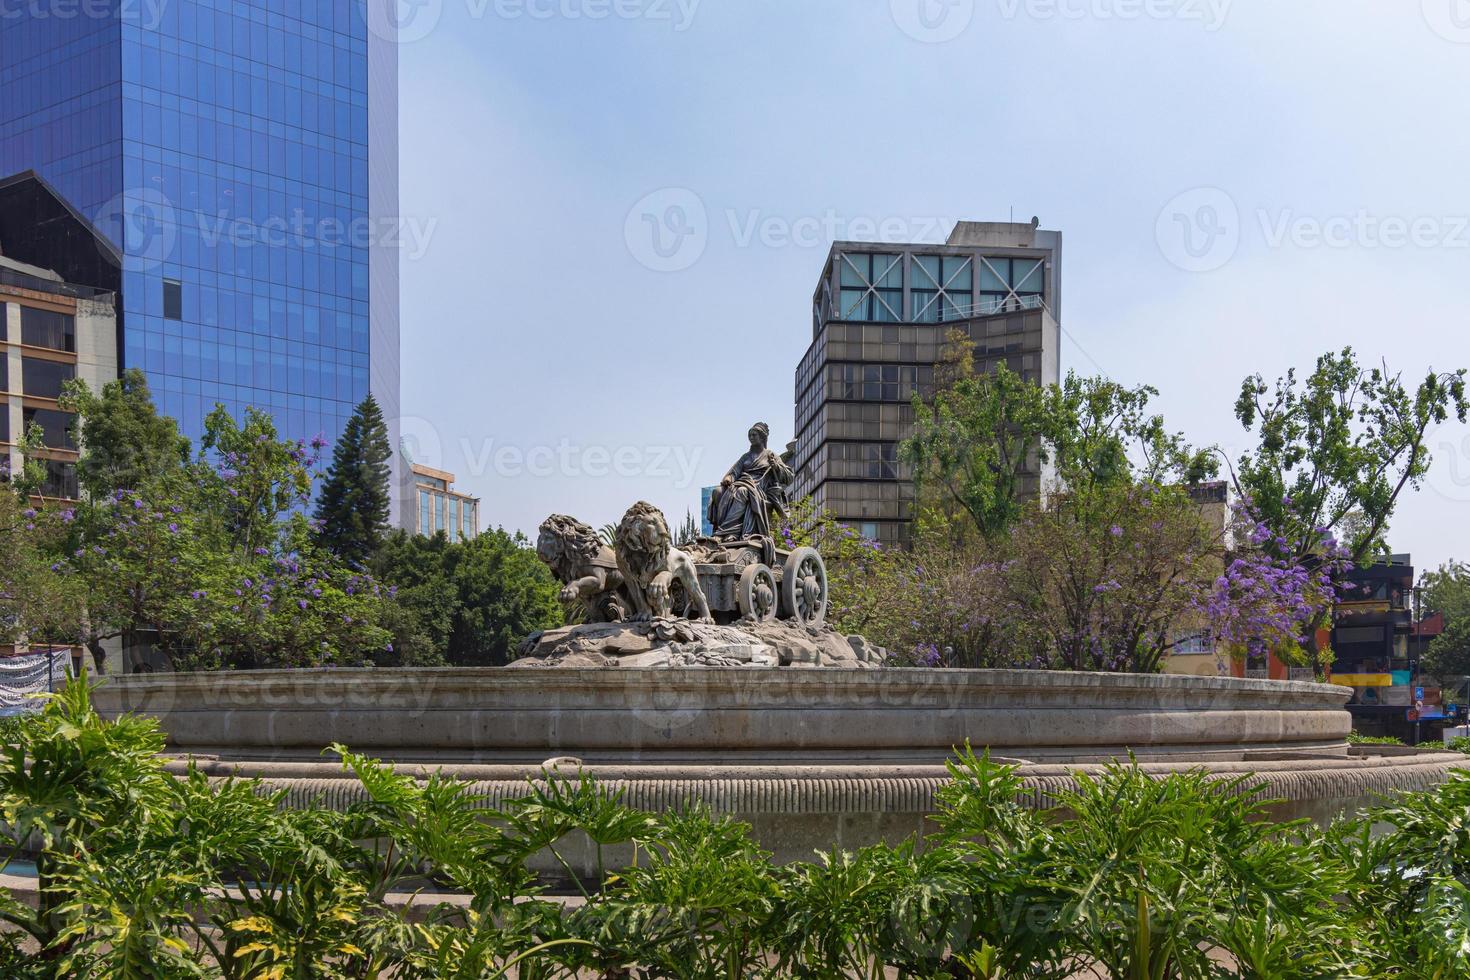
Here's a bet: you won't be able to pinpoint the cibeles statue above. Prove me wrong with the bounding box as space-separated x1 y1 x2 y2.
706 422 793 544
520 423 886 669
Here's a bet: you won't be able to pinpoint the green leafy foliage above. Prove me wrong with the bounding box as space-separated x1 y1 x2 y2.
904 340 1216 544
1234 347 1468 567
2 680 1468 977
60 370 191 499
372 528 562 667
1346 731 1404 746
1422 562 1470 678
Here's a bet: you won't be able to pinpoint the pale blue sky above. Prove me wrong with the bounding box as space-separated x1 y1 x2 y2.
394 0 1470 572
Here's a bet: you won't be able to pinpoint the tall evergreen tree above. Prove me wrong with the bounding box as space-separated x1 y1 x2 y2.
314 394 392 565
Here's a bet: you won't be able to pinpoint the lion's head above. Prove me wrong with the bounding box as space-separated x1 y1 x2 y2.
614 501 672 579
536 514 603 581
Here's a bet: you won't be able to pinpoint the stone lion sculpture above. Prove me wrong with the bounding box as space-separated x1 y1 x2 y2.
536 514 633 624
614 501 713 623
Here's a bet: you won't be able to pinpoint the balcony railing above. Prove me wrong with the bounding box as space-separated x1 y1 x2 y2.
938 294 1048 321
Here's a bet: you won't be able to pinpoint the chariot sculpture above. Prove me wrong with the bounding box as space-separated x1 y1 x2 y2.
537 422 829 629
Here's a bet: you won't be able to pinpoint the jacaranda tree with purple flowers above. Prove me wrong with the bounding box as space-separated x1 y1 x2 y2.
1197 506 1351 672
29 383 394 671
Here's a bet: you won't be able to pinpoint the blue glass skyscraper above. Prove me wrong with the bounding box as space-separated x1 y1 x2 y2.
0 1 400 511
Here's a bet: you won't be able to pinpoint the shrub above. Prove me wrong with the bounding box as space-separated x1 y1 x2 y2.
1346 731 1406 746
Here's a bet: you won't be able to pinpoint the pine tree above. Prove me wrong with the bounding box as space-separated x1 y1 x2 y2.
314 394 392 565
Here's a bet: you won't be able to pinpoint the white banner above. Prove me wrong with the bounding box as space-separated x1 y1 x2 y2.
0 651 71 714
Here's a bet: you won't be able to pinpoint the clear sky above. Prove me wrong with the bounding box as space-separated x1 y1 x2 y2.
392 0 1470 573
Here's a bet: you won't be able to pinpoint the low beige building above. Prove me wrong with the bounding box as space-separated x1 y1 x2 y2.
410 463 479 540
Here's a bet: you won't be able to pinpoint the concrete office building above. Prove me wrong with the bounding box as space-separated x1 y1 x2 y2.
0 2 403 519
791 220 1062 546
0 179 121 502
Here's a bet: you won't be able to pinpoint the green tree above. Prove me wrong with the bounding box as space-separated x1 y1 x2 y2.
372 528 562 668
198 404 316 556
1003 483 1223 673
1422 562 1470 679
444 529 562 667
60 369 190 498
1234 348 1468 567
42 388 393 671
904 351 1214 543
673 508 701 545
371 531 456 667
314 394 393 566
904 360 1057 541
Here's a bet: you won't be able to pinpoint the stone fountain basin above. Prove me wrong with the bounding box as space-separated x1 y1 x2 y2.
95 667 1356 765
93 668 1467 872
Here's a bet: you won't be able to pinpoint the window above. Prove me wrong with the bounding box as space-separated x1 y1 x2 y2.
20 307 75 353
463 503 477 538
39 459 78 500
21 358 75 400
418 491 431 535
0 353 7 393
450 497 461 539
859 522 879 541
911 255 973 323
1173 630 1214 655
22 408 75 450
837 253 903 322
435 495 446 534
978 256 1045 312
0 409 8 444
163 279 183 321
0 302 7 341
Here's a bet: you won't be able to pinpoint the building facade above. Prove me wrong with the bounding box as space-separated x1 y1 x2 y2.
0 1 402 516
791 220 1062 546
411 464 479 541
1 254 118 502
1329 556 1420 737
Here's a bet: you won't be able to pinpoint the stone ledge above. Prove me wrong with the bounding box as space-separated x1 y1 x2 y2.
177 753 1469 820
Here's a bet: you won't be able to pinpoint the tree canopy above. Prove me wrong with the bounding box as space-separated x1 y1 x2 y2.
1234 347 1468 567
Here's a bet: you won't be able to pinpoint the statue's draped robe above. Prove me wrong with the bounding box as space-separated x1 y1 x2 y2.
708 449 792 541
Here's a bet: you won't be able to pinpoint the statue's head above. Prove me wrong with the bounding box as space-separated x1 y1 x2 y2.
615 502 673 572
748 422 770 450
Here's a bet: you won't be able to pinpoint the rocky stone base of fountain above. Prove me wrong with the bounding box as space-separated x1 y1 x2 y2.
511 618 888 669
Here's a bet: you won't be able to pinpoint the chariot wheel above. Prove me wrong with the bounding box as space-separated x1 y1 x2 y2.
780 547 828 627
737 564 779 623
